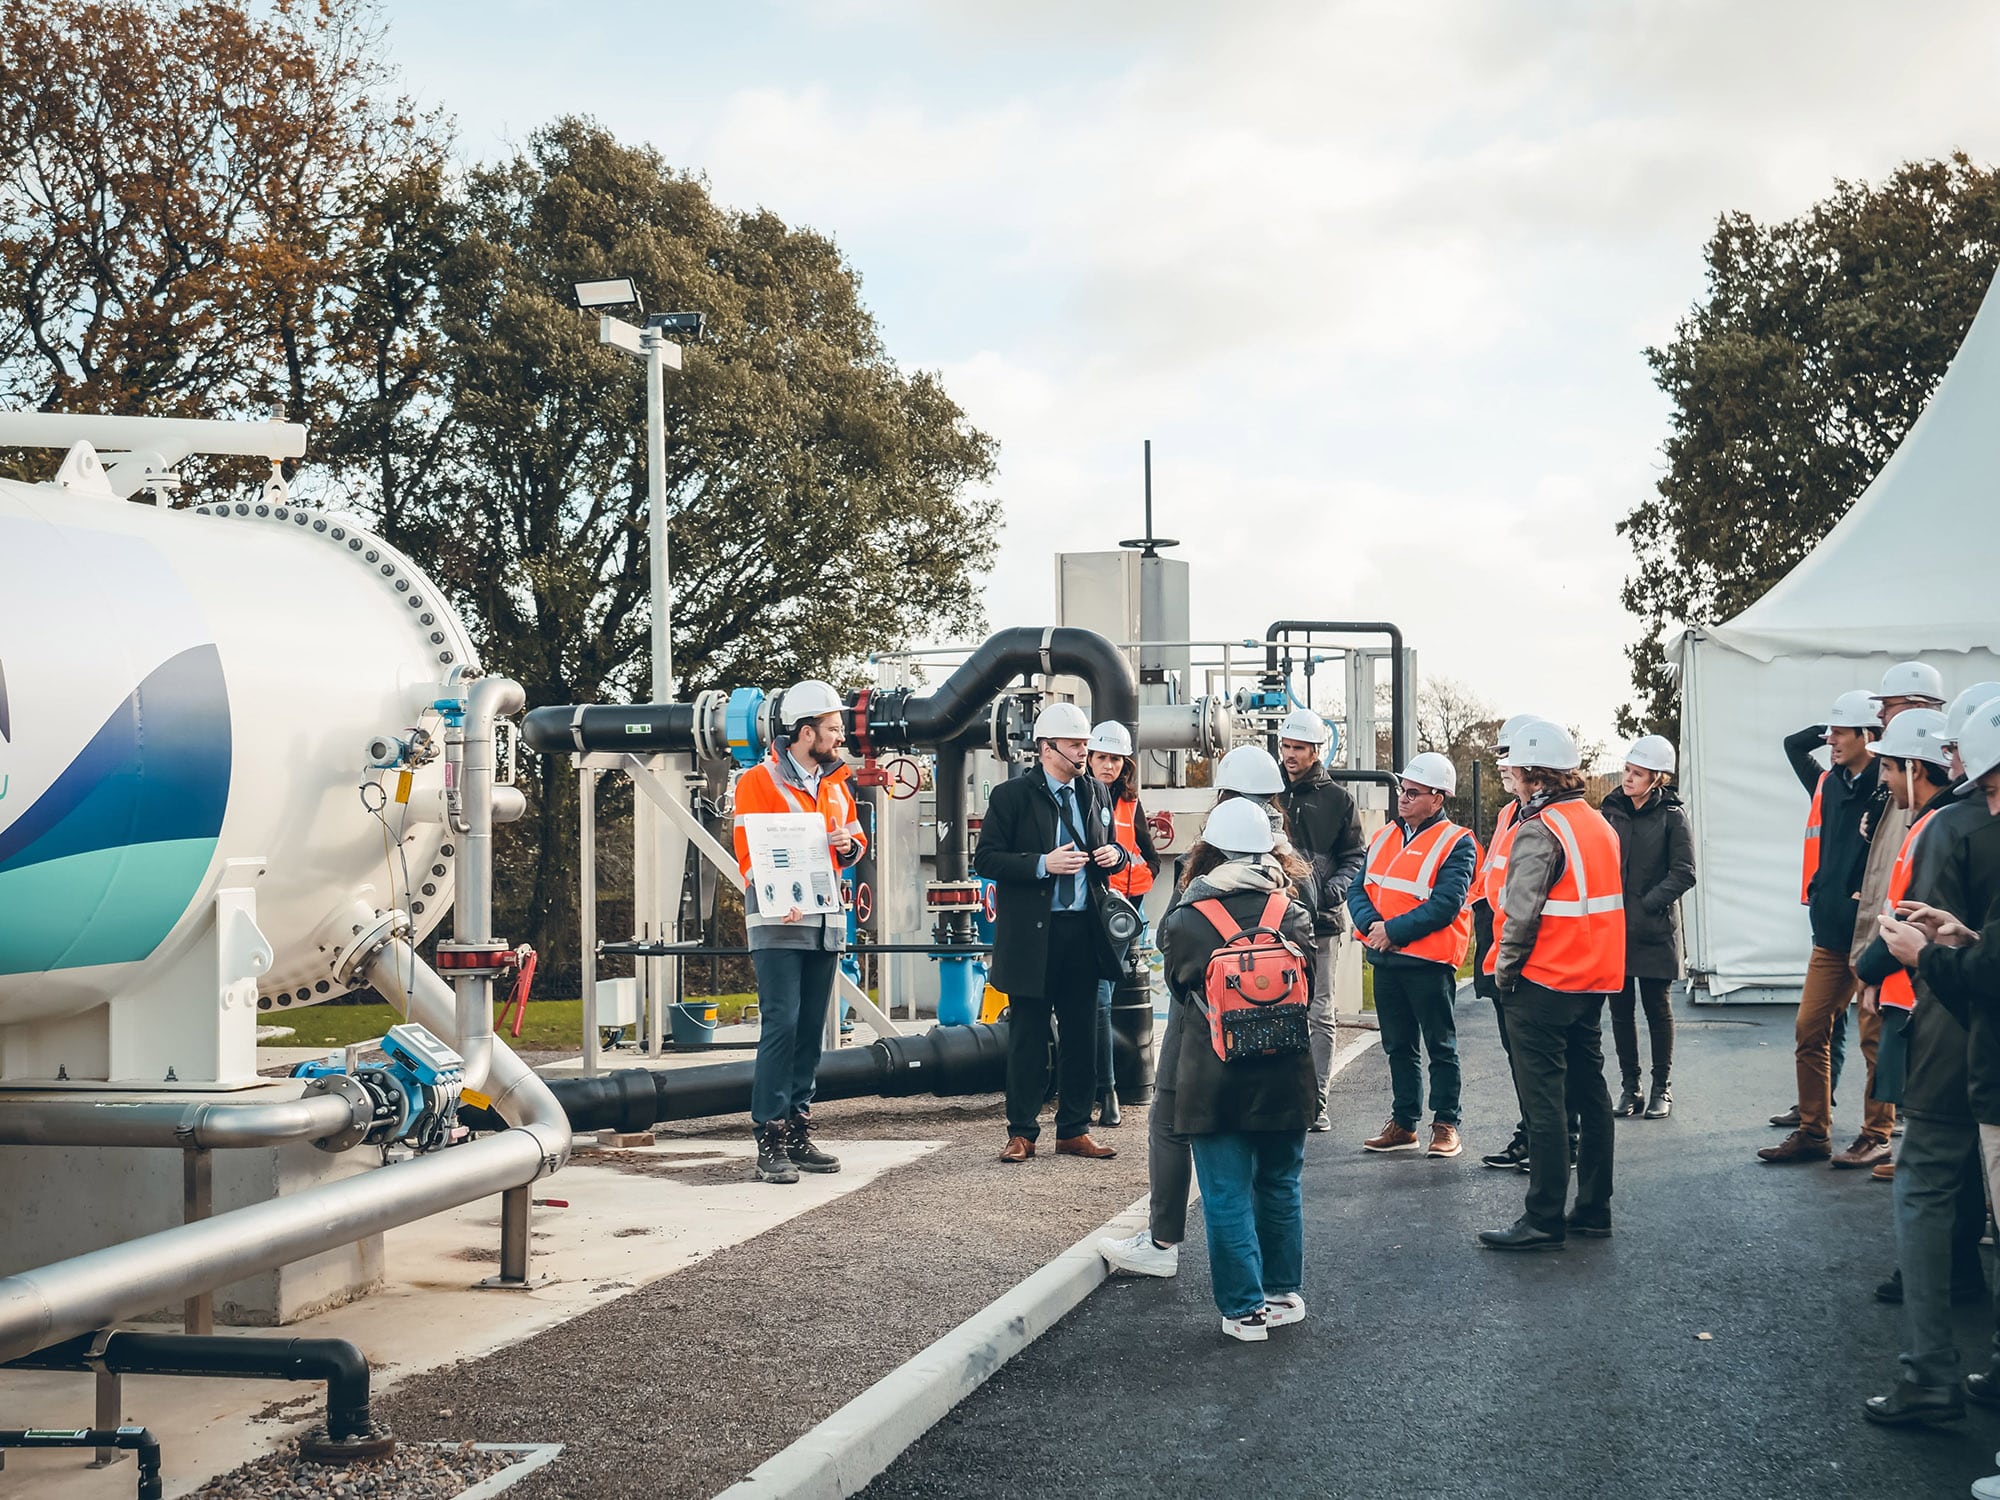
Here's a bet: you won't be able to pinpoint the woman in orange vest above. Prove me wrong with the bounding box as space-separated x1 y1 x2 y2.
1346 752 1478 1159
1482 718 1625 1251
1087 721 1159 1128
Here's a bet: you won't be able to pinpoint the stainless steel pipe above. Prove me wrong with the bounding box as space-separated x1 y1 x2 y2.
0 1090 359 1151
0 944 568 1364
449 675 524 1094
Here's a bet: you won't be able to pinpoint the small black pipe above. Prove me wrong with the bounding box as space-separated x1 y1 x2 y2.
0 1428 162 1499
868 625 1139 750
935 739 969 883
1264 620 1408 773
9 1332 380 1446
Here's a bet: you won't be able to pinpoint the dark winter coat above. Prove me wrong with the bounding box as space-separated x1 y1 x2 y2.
1784 725 1887 955
1916 810 2000 1125
1599 786 1697 980
972 768 1129 996
1155 854 1318 1136
1280 761 1367 936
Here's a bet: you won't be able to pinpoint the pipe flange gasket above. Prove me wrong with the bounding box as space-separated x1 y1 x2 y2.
304 1075 375 1154
330 909 410 988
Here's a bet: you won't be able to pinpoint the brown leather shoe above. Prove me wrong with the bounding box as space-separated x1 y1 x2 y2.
1054 1134 1117 1159
1831 1133 1891 1169
1426 1123 1463 1158
1872 1157 1896 1181
1757 1129 1832 1164
1364 1119 1421 1153
999 1135 1035 1163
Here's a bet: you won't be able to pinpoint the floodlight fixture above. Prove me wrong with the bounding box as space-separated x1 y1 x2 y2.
646 310 707 342
573 277 640 311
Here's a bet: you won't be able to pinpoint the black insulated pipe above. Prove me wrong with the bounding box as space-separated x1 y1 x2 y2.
0 1428 162 1499
6 1332 389 1461
521 701 698 755
867 625 1138 749
461 1021 1015 1134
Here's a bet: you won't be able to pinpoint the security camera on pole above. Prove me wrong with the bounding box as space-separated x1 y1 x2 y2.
572 278 707 1056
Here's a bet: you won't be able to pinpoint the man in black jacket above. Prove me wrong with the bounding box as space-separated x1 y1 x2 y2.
1853 711 1983 1426
1762 690 1889 1164
973 700 1128 1164
1277 710 1368 1130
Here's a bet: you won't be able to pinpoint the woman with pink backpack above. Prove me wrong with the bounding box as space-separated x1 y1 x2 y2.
1151 796 1319 1342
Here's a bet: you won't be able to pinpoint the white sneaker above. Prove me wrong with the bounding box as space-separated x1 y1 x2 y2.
1222 1310 1270 1342
1098 1230 1179 1278
1972 1472 2000 1500
1263 1293 1307 1328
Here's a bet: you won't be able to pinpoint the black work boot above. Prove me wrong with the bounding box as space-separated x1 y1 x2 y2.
756 1122 799 1184
786 1114 841 1174
1097 1088 1122 1128
1615 1084 1643 1118
1645 1083 1672 1119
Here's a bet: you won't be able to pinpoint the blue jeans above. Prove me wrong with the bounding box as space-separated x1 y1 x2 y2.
749 946 838 1128
1190 1132 1306 1318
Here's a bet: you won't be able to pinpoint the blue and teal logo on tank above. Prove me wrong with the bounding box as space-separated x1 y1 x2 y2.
0 507 231 975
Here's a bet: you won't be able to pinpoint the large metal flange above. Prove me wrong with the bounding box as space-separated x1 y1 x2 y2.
304 1074 375 1154
297 1425 397 1463
329 908 411 989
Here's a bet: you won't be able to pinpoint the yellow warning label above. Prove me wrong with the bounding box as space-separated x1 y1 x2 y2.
394 771 414 804
461 1088 492 1110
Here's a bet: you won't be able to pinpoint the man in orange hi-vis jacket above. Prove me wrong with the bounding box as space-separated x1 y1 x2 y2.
732 680 868 1185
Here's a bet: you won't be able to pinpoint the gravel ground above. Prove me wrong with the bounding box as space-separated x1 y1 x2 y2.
188 1440 514 1498
369 1088 1155 1500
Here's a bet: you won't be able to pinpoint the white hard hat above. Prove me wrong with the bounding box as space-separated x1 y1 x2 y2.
780 679 844 727
1031 700 1092 740
1504 718 1580 772
1624 734 1677 774
1873 707 1951 769
1086 721 1133 757
1397 751 1457 796
1957 697 2000 786
1202 796 1276 855
1495 713 1537 753
1875 661 1946 705
1276 709 1331 747
1215 744 1284 795
1943 682 2000 744
1824 689 1882 733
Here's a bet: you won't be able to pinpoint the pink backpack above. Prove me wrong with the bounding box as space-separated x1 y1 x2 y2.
1193 893 1309 1063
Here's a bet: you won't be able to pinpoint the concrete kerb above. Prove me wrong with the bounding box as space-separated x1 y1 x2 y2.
713 1027 1383 1500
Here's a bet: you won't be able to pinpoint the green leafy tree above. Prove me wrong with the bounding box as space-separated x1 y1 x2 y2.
1619 154 2000 737
381 119 1001 984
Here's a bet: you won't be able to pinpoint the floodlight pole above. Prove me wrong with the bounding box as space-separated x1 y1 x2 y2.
599 312 687 1063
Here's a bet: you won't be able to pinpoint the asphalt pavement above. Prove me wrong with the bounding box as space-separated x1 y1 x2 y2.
860 990 2000 1500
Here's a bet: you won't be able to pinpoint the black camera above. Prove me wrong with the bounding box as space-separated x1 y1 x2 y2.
646 311 707 342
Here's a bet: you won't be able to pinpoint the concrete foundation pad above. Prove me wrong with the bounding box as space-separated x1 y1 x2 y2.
0 1136 939 1499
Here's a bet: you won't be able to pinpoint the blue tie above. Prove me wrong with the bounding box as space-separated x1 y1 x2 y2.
1056 784 1080 909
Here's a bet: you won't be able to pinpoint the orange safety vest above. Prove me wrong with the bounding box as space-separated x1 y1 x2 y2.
1480 800 1521 977
1108 796 1155 898
1801 771 1827 905
1878 808 1939 1012
731 750 868 890
1361 817 1474 968
1518 800 1627 995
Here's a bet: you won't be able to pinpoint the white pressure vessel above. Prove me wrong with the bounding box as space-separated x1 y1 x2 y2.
0 463 475 1079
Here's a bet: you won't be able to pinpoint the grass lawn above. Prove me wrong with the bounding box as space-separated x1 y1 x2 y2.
268 994 761 1051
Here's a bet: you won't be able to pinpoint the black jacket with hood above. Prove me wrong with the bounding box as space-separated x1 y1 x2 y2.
1280 761 1367 936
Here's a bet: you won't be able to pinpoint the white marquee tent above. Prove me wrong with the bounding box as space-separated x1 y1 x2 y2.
1677 275 2000 1002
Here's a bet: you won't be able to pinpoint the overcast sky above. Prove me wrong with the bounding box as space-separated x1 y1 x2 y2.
386 0 2000 749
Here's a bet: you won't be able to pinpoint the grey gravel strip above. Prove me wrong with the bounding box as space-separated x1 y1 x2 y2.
717 1028 1381 1500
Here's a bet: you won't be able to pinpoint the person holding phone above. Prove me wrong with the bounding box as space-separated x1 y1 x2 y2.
973 701 1130 1163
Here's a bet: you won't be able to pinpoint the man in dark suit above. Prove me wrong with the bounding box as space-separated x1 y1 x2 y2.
973 700 1130 1163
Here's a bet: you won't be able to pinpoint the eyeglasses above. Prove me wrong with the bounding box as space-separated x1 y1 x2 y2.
1397 785 1437 799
